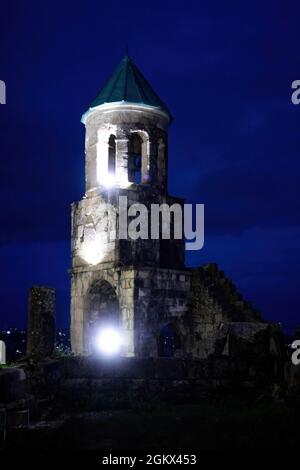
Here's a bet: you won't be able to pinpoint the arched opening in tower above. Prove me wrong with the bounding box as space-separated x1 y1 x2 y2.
108 134 116 176
158 323 181 357
128 133 142 184
84 280 120 354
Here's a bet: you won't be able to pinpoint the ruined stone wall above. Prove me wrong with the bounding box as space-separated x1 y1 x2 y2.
71 266 192 358
71 101 272 362
27 287 56 359
37 355 289 411
71 259 272 359
134 268 192 357
189 264 263 358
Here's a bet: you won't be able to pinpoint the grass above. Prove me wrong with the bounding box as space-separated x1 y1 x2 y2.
6 397 300 450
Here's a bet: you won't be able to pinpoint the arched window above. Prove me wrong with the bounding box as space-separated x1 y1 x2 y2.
108 135 116 176
128 133 142 183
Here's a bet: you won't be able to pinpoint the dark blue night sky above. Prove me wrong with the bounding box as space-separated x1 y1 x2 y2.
0 1 299 331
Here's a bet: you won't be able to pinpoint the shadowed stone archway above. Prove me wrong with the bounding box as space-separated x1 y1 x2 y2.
84 279 120 354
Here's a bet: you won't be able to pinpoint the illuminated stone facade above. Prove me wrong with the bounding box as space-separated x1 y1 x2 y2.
70 56 264 357
70 100 190 356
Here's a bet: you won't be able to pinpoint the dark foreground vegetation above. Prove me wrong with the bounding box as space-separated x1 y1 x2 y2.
4 397 300 451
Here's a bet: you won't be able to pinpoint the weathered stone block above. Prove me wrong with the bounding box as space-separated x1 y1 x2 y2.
27 286 56 359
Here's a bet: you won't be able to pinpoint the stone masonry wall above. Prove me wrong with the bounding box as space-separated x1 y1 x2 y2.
71 187 185 271
71 266 192 357
134 268 191 357
189 264 264 358
83 106 170 193
71 267 135 356
27 286 56 359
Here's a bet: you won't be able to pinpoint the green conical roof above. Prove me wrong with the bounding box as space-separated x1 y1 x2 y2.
87 55 172 119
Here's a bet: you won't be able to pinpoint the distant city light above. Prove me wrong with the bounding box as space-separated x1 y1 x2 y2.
0 328 70 363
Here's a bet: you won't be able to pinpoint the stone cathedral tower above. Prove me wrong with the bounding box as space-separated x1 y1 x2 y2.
70 55 263 358
70 55 191 357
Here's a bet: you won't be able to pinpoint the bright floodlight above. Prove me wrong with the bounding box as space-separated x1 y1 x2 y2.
95 327 122 356
103 173 116 188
